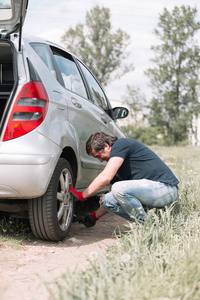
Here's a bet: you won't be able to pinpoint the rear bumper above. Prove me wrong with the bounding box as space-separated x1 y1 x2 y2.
0 153 57 198
0 129 62 199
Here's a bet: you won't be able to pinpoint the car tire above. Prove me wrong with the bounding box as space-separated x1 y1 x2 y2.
28 158 75 241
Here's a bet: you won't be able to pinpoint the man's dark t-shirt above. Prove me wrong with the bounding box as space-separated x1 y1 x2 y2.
110 138 179 186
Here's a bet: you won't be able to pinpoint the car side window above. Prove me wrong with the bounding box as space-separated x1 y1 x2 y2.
50 48 87 99
30 43 56 78
78 61 109 111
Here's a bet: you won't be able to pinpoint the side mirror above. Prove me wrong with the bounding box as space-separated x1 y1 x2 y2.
112 107 129 120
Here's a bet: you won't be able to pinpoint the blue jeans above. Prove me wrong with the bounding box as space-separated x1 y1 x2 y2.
101 179 178 224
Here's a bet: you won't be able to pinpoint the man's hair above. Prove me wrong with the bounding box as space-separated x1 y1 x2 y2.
86 132 118 155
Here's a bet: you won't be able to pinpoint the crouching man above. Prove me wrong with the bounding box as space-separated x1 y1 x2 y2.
70 132 179 227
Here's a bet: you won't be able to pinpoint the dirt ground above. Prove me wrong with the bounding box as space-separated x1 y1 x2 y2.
0 202 128 300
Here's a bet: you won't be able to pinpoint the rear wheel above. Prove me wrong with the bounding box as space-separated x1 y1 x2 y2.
28 158 75 241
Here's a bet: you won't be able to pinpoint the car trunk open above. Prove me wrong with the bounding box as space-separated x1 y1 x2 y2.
0 40 15 122
0 0 28 41
0 0 28 123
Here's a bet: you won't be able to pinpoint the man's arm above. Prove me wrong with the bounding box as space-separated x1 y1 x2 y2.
82 156 124 198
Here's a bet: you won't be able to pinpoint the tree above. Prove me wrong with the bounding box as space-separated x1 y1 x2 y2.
146 6 200 145
61 5 133 87
122 85 146 128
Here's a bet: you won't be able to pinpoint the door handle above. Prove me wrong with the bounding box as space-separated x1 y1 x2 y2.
101 117 108 124
71 98 82 109
57 106 65 110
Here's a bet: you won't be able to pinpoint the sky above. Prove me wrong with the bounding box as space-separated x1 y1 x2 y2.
23 0 200 103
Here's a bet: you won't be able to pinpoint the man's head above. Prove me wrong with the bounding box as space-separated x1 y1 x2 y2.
86 132 118 162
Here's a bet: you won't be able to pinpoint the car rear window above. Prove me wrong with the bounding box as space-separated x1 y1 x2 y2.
30 43 57 78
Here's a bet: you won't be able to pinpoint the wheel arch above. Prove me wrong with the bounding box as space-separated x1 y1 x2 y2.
60 146 78 185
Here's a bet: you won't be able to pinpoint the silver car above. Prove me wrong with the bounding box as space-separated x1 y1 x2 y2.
0 0 128 241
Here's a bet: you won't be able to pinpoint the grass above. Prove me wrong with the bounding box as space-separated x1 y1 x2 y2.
0 215 34 248
45 145 200 300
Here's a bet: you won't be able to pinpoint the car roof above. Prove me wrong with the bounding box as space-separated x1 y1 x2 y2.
23 34 81 63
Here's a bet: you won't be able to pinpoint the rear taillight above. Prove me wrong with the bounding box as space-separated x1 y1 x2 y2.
3 82 49 141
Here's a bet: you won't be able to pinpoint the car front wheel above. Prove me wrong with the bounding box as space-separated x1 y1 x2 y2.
28 158 75 241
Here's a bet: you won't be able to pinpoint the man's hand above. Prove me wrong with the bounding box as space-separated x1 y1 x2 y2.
81 211 99 227
68 186 87 201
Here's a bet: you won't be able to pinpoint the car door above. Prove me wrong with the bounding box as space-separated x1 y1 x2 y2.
49 46 109 188
77 60 125 138
77 60 125 171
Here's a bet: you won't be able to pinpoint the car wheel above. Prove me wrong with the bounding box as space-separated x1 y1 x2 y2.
28 158 75 241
